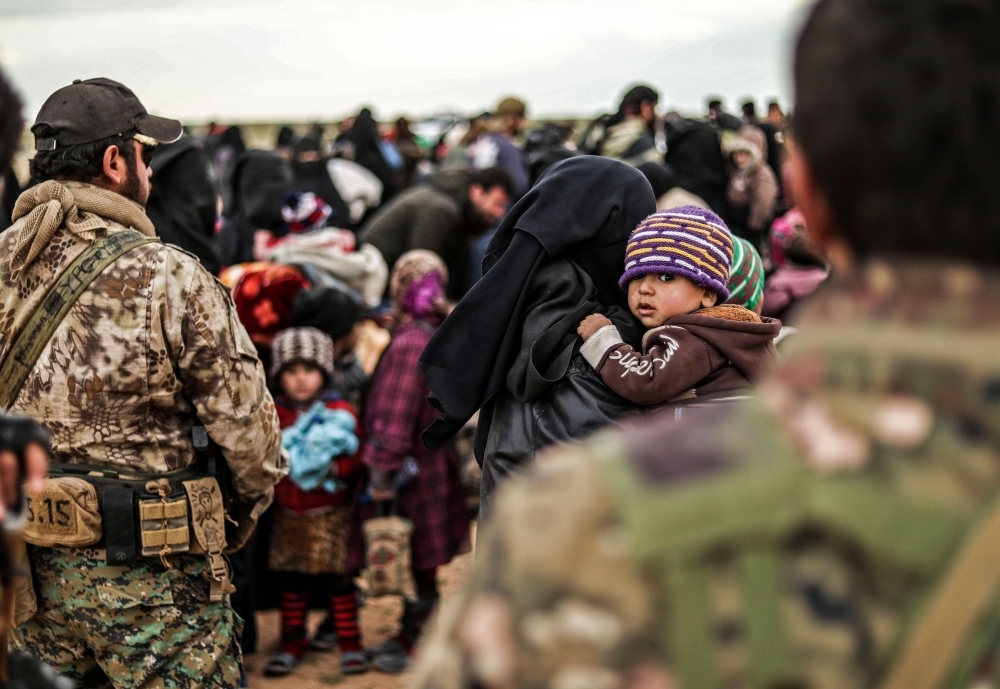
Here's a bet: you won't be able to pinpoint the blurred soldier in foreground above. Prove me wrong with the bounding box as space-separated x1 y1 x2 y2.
0 413 71 689
414 1 1000 688
0 78 285 687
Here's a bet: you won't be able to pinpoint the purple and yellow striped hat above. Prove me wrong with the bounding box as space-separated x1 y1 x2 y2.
620 206 735 300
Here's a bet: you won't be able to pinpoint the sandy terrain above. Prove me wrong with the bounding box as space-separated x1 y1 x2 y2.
245 541 473 689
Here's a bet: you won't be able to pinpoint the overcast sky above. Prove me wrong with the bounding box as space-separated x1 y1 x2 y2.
0 0 810 125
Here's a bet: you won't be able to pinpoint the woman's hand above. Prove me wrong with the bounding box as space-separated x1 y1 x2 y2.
577 314 613 341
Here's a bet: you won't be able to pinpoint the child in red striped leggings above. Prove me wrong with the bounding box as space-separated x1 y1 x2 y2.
264 327 368 677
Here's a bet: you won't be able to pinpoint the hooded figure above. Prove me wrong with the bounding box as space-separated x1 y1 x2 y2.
204 124 246 217
726 124 780 240
145 136 221 274
664 117 730 219
290 135 352 229
217 150 293 267
336 109 396 203
419 156 656 516
524 124 579 187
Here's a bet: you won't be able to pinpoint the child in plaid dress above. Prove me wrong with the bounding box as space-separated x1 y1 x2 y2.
349 251 470 674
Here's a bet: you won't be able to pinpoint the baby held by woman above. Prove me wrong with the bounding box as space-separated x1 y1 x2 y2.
577 206 780 413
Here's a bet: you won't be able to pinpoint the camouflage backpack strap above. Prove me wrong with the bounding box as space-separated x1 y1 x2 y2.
878 492 1000 689
0 230 158 410
591 405 973 689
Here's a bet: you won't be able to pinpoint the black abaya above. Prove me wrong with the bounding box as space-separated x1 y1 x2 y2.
217 150 292 267
419 156 656 454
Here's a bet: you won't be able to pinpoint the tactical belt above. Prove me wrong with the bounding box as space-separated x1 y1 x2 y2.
28 462 234 602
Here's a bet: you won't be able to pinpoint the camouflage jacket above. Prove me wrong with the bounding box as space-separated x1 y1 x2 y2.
415 260 1000 689
0 182 285 533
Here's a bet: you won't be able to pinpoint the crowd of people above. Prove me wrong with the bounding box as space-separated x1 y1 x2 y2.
0 70 824 683
2 0 999 687
160 84 815 678
139 83 821 679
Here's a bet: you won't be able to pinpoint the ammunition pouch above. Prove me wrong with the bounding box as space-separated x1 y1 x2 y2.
182 476 235 601
138 484 190 558
22 477 103 548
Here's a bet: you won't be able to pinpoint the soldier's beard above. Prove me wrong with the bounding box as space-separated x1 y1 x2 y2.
119 160 144 207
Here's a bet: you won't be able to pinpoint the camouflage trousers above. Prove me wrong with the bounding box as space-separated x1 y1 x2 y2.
11 546 243 689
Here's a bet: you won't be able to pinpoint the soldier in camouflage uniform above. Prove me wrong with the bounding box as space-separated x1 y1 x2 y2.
412 1 1000 688
0 79 285 687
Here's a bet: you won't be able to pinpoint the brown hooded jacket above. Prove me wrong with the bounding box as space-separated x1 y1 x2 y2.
580 304 780 409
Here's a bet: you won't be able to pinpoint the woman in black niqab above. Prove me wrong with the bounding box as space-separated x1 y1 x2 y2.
290 134 352 229
217 150 292 267
664 117 730 218
338 108 397 202
419 156 656 515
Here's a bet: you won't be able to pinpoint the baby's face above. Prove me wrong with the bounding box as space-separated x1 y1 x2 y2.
627 273 717 328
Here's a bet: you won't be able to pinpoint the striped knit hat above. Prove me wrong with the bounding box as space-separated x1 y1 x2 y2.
282 191 332 233
725 237 765 313
269 326 335 383
620 206 735 300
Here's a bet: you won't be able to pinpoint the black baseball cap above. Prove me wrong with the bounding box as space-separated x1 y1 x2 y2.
31 78 182 152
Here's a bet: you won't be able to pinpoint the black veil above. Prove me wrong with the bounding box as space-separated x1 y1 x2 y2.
420 155 656 450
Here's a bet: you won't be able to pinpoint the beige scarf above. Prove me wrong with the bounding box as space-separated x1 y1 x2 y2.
9 180 155 280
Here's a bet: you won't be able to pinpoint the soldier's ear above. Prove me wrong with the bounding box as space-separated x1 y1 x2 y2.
101 144 127 187
789 146 854 271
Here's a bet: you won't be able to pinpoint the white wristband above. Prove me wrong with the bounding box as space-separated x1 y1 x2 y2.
580 325 624 369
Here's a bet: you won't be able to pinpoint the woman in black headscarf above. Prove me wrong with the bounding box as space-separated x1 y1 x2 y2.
291 134 352 229
204 124 247 218
217 150 292 267
336 108 396 203
419 156 656 517
664 116 731 219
